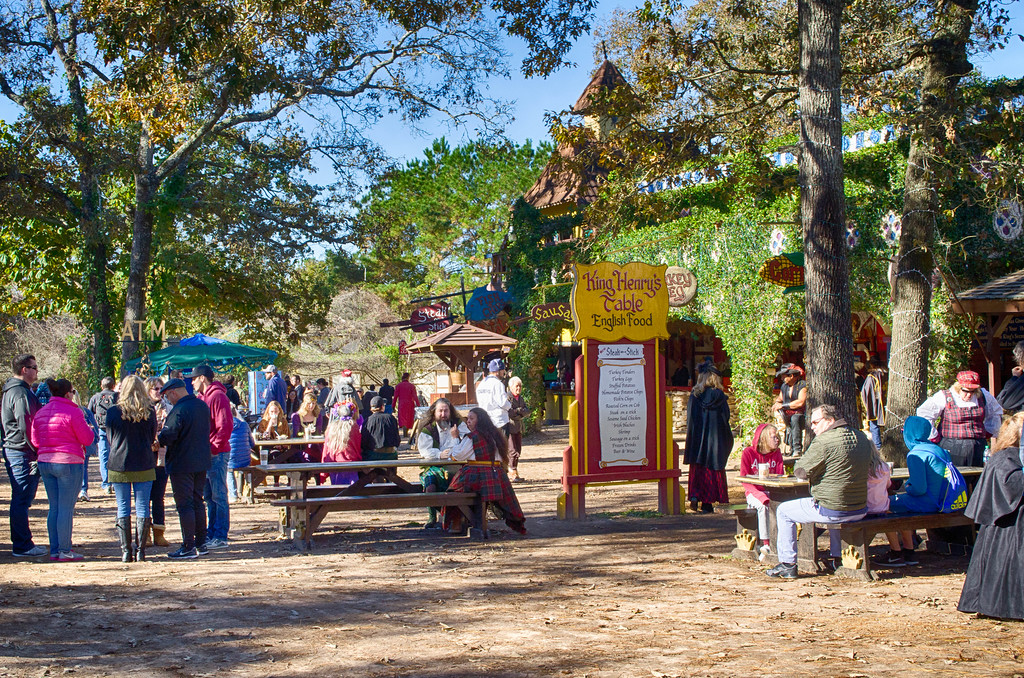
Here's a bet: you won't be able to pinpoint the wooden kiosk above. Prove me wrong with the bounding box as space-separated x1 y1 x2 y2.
403 323 518 404
559 261 683 519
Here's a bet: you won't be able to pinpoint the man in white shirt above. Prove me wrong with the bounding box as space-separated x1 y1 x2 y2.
916 370 1003 467
416 398 472 529
476 358 511 434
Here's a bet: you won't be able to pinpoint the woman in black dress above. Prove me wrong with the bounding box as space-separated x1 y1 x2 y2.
683 363 733 513
958 412 1024 620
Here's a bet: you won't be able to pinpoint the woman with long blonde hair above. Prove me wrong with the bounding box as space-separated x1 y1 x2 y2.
322 404 362 484
105 375 157 562
257 401 290 439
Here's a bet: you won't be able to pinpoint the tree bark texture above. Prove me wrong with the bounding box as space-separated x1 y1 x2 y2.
882 0 979 462
121 126 157 368
798 0 857 422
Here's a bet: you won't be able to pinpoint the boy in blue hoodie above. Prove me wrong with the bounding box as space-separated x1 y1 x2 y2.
876 415 954 567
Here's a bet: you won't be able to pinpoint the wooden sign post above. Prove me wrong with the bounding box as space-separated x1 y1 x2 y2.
558 261 682 519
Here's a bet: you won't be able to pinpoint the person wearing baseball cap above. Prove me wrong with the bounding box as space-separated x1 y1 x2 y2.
916 370 1003 466
476 358 512 435
360 395 400 460
771 363 808 455
260 364 287 414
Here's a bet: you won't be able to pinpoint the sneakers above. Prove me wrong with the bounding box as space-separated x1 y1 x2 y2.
104 485 115 495
204 538 229 550
758 544 772 562
901 548 920 565
167 546 198 560
196 542 210 556
423 521 441 530
77 491 90 502
12 545 48 557
874 549 906 567
50 550 84 561
766 562 798 579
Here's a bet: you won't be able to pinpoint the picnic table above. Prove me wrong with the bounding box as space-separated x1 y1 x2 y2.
729 466 985 575
241 436 326 502
249 459 481 549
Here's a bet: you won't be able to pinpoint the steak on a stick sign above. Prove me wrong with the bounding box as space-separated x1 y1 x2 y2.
570 262 670 342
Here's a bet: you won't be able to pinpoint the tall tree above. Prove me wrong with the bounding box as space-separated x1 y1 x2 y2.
883 0 981 459
798 0 857 419
1 0 595 368
352 138 554 304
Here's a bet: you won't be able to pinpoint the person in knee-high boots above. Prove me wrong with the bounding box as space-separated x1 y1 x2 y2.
105 376 157 562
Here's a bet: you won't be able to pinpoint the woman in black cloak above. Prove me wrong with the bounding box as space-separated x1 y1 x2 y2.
683 363 734 513
958 412 1024 620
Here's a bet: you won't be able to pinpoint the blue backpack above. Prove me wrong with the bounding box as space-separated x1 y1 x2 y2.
939 459 969 513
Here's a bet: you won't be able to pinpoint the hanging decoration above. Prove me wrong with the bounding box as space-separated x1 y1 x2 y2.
768 228 787 255
845 220 860 249
758 252 805 293
993 200 1023 242
880 211 901 247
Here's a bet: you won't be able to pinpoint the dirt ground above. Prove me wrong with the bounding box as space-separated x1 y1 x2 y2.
1 424 1022 678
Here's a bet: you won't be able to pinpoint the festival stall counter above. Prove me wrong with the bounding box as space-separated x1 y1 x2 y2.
559 261 686 519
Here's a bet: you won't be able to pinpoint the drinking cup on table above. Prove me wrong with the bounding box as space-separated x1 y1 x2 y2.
260 449 269 466
887 461 894 473
757 463 769 479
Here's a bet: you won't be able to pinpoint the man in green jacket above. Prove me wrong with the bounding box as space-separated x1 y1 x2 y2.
767 404 873 579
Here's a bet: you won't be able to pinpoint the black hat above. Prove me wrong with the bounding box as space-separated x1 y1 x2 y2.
160 378 187 394
371 396 385 409
775 362 803 377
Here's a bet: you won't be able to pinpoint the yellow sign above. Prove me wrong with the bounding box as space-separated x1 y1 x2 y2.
571 262 669 341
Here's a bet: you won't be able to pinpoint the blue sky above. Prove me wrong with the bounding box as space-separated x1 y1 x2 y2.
368 2 1024 165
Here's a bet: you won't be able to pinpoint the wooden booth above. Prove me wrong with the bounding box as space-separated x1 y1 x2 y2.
404 323 517 405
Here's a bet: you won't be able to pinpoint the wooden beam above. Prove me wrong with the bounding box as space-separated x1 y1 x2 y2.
993 313 1015 337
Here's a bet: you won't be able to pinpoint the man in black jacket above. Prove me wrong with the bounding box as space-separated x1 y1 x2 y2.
361 397 400 460
997 340 1024 415
1 354 45 557
157 379 212 560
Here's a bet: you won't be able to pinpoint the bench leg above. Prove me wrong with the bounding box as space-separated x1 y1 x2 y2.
834 527 875 581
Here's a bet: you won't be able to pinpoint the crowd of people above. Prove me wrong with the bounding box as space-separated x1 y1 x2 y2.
0 353 530 561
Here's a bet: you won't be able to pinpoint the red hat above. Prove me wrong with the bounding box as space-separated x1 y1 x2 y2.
957 371 981 389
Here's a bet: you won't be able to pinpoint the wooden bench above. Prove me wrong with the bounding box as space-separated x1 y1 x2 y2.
270 491 486 548
821 511 974 581
256 482 421 498
717 504 765 561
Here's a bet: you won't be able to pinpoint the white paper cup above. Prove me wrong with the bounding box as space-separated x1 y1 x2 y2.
886 461 894 472
260 449 269 466
757 463 769 479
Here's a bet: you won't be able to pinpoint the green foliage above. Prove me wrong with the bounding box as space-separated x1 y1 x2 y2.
354 138 555 307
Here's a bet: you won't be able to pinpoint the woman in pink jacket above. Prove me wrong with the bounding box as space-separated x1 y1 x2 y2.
29 378 94 561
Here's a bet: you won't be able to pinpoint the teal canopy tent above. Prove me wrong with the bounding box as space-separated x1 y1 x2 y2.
123 334 277 375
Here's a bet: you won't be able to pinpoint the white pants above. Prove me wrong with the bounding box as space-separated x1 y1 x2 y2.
776 497 866 564
746 494 769 540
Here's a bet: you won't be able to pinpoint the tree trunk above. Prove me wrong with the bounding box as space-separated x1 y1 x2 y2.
79 169 115 386
799 0 857 422
121 127 157 368
882 0 979 462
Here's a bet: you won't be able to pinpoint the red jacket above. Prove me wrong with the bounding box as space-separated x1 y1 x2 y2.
739 423 785 505
198 381 233 454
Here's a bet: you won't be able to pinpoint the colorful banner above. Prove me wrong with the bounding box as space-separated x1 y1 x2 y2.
570 261 669 342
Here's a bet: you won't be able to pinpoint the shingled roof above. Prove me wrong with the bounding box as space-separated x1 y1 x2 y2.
520 143 608 212
952 269 1024 314
573 60 629 113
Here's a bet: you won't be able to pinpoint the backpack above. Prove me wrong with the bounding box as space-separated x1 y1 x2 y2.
94 391 117 427
939 458 969 513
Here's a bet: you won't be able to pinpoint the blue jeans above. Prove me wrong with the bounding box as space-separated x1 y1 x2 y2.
775 497 867 565
113 481 153 519
97 432 110 488
38 462 84 555
4 448 41 553
868 420 882 449
204 453 230 540
81 455 89 493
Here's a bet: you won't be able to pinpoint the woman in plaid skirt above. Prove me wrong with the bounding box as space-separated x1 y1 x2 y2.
442 407 526 535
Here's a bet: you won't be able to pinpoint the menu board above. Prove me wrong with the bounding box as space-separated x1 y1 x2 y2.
597 344 647 467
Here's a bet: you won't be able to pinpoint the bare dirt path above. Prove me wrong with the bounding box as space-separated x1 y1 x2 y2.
1 425 1022 677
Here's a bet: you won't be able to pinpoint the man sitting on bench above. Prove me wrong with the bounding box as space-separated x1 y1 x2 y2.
767 404 873 579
